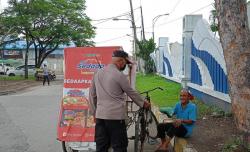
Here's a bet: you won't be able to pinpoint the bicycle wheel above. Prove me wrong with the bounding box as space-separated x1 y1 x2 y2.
145 110 159 139
134 116 144 152
62 141 79 152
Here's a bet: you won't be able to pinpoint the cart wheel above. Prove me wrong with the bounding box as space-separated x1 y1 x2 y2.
62 141 79 152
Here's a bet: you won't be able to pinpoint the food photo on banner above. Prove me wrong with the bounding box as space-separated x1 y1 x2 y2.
57 46 122 151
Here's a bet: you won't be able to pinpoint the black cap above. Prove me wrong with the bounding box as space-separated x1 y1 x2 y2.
112 50 132 64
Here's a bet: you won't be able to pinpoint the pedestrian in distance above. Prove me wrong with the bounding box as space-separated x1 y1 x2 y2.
89 50 151 152
155 88 197 152
42 64 50 86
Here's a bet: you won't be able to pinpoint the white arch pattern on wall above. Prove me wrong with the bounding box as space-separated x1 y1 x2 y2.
192 20 227 74
190 18 230 102
192 56 214 90
152 38 183 82
161 41 183 81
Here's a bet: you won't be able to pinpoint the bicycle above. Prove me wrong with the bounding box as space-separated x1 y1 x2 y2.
126 87 164 152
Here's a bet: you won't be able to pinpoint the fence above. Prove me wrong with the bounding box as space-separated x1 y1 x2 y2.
152 15 231 111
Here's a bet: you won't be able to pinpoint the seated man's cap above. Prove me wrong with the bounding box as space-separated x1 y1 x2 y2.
112 50 132 64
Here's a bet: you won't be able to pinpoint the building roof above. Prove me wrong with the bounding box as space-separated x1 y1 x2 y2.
1 40 75 50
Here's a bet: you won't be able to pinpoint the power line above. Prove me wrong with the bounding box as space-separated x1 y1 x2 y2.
95 35 128 44
91 13 130 22
145 3 213 29
159 3 213 27
189 3 213 14
93 13 130 26
97 27 131 30
169 0 183 14
94 1 213 43
95 31 142 44
91 7 141 26
93 20 113 26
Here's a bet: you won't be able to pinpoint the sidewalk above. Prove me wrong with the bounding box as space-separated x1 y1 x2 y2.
0 75 64 96
126 104 166 152
127 120 159 152
0 79 40 96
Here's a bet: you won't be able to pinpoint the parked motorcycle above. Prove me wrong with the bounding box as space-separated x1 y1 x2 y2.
48 71 56 80
35 69 56 81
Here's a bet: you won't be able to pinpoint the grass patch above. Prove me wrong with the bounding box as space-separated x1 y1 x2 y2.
136 73 181 107
192 99 227 118
0 75 35 81
135 73 227 118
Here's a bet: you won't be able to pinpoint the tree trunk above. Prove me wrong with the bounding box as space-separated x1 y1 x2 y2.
24 38 30 79
24 48 29 79
215 0 250 146
35 44 38 68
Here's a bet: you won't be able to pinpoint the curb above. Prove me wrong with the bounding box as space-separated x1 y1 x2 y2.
0 83 40 96
0 91 16 96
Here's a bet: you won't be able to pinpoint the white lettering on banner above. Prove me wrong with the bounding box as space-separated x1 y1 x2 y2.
63 132 82 137
64 79 92 84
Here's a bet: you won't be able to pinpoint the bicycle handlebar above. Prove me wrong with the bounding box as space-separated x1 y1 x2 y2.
140 87 164 95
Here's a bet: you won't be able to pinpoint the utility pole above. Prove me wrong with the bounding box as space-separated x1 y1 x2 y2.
128 0 138 59
140 6 145 40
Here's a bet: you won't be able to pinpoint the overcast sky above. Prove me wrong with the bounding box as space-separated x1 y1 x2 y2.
1 0 214 54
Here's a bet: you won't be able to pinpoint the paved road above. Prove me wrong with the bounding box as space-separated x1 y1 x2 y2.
0 84 63 152
0 81 158 152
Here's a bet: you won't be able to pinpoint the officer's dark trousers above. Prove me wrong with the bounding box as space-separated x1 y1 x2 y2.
95 118 128 152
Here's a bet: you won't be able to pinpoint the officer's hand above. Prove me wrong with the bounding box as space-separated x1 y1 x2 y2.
143 101 151 109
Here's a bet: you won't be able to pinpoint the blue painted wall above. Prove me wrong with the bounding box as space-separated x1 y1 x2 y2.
191 41 228 94
191 58 202 86
163 56 173 77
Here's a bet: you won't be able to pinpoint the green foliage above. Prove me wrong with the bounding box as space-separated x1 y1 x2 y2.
1 0 95 67
192 99 226 118
0 16 19 46
209 9 218 32
136 38 155 59
210 24 218 32
136 73 181 107
136 38 156 74
144 58 156 74
222 137 243 152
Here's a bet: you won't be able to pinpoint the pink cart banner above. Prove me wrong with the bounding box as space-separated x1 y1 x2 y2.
57 46 122 142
